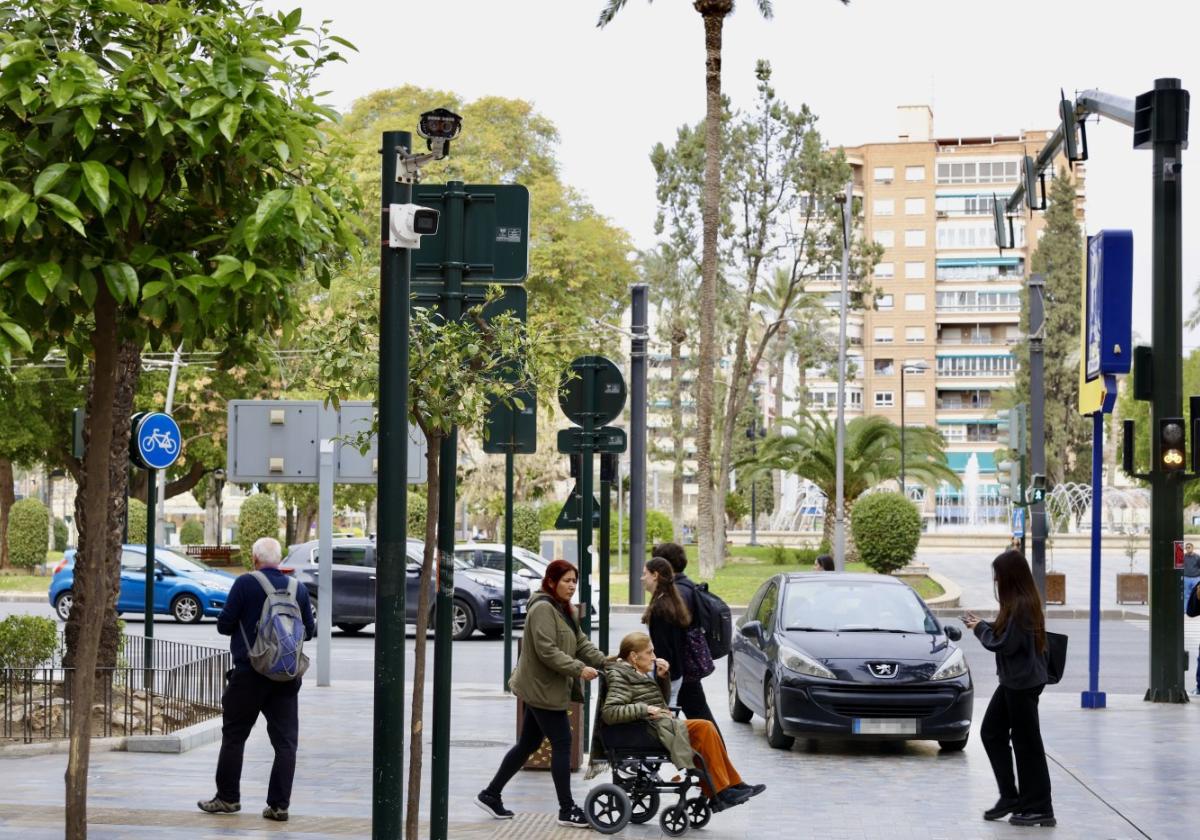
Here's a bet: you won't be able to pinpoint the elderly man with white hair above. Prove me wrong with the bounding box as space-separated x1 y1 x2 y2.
199 536 315 822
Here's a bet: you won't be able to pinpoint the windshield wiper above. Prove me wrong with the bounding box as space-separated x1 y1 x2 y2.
784 626 832 632
836 627 919 634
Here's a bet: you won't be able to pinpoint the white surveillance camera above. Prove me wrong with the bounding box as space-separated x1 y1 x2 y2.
388 203 440 249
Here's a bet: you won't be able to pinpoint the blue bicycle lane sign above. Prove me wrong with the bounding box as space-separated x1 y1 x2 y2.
131 411 182 471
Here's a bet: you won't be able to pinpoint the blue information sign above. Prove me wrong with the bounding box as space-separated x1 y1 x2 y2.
131 411 182 471
1085 230 1134 381
1012 507 1026 539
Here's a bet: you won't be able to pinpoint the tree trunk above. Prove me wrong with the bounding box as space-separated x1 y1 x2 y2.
285 505 296 548
204 481 220 545
771 352 784 517
0 457 13 569
669 331 685 528
406 435 441 840
294 501 317 545
694 9 728 579
62 285 129 839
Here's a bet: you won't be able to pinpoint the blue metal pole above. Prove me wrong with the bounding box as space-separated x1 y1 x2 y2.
1082 410 1107 709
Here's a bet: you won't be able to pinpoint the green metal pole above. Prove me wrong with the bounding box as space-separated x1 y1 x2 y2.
431 180 467 838
599 467 611 655
373 129 410 839
579 364 595 747
503 450 514 691
144 468 155 685
1145 78 1189 703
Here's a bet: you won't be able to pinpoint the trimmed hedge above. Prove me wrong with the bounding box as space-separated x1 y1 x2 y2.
52 517 69 552
512 504 541 553
850 491 922 575
408 491 428 538
610 508 674 554
127 498 147 541
0 615 58 669
179 519 205 545
237 494 280 567
7 498 49 569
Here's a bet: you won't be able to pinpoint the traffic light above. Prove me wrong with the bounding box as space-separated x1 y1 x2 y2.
996 409 1012 448
996 459 1019 500
1159 417 1187 472
1029 474 1047 504
996 405 1026 455
992 193 1012 250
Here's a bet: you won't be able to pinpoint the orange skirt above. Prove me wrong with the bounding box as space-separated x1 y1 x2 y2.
685 719 742 796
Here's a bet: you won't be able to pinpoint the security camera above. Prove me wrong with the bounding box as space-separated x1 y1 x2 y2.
388 203 440 249
418 108 462 159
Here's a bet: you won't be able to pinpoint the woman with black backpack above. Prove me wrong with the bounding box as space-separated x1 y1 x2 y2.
644 547 719 729
963 549 1055 828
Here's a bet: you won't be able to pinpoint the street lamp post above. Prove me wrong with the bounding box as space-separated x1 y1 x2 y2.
899 363 929 498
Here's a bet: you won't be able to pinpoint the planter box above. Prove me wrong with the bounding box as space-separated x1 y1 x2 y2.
1045 572 1067 605
1116 572 1148 605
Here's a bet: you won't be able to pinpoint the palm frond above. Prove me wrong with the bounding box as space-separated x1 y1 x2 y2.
597 0 640 28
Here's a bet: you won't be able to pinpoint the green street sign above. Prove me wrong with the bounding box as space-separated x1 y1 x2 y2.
410 184 530 284
556 426 627 454
484 386 536 454
559 356 626 427
555 483 601 528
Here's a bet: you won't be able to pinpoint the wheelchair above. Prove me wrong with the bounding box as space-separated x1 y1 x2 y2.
583 675 727 836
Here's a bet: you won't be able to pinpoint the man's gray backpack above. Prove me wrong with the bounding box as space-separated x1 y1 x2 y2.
241 571 309 681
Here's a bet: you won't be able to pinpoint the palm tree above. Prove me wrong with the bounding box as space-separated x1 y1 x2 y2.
598 0 849 576
745 412 959 551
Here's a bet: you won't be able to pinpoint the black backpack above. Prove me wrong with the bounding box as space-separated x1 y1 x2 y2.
679 578 732 660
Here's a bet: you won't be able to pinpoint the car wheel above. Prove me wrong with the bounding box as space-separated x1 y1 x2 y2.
727 658 753 723
171 593 203 624
55 590 74 621
764 677 795 750
451 598 476 641
939 733 969 752
336 623 367 635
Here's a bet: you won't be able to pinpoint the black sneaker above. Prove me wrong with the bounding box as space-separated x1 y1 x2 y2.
1009 811 1056 827
197 797 240 814
475 790 514 820
716 787 753 808
738 783 766 798
262 806 288 822
983 798 1019 821
557 804 590 828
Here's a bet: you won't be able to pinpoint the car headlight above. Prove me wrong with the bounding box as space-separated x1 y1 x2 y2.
778 643 836 680
932 647 968 681
464 573 499 590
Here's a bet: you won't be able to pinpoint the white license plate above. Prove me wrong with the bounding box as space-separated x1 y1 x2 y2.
515 604 526 616
853 718 918 735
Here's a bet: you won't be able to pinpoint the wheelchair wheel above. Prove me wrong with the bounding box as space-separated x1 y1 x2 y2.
686 796 713 829
584 783 632 835
629 788 660 824
660 803 691 837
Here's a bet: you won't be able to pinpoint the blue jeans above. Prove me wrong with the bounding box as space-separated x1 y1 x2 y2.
1186 577 1200 690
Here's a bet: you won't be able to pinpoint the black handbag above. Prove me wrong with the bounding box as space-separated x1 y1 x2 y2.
1045 632 1068 685
1187 582 1200 618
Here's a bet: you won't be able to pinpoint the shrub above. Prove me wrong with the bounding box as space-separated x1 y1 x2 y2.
794 547 820 567
0 615 58 669
512 504 542 553
537 502 560 532
7 498 49 569
126 497 147 542
610 509 675 555
768 543 792 565
52 517 69 552
851 491 922 574
237 494 280 567
817 537 832 555
724 492 749 526
408 490 427 538
179 519 205 546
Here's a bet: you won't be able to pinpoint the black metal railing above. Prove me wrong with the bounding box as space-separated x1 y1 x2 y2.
2 636 229 744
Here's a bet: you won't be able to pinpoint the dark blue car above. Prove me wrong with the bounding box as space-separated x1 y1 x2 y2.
49 545 238 624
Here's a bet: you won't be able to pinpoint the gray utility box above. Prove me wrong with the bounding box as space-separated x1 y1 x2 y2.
225 400 427 485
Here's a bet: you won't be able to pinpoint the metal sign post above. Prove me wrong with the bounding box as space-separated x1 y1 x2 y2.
129 411 182 678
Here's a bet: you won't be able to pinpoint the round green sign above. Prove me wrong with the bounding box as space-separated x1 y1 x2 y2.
559 356 626 426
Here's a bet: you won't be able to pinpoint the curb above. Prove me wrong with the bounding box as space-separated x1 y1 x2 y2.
0 718 221 759
0 736 125 759
923 572 961 608
0 592 49 603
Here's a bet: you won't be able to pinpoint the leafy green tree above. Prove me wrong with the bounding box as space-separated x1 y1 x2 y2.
0 5 358 827
126 498 147 544
179 519 204 546
512 503 542 553
237 493 280 562
1014 170 1089 484
724 491 749 526
851 491 922 574
53 516 69 551
6 497 48 568
747 413 958 552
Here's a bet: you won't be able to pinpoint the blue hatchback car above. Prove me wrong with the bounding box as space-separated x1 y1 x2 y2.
49 544 238 624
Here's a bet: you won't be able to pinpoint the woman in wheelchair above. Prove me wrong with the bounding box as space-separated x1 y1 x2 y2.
602 632 764 809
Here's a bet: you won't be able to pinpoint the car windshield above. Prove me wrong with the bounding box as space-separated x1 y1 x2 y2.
510 546 546 568
157 549 212 574
783 579 934 634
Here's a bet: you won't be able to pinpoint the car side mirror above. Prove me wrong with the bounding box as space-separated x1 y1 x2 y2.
154 571 164 581
741 620 764 644
944 624 962 642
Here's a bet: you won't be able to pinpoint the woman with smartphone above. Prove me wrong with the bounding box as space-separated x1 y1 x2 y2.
963 549 1055 828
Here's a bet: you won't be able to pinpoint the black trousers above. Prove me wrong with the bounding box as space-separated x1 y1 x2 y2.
485 704 574 812
214 668 301 809
677 681 721 738
980 684 1052 813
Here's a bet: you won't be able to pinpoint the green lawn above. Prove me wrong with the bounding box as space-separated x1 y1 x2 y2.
604 545 943 606
0 574 53 592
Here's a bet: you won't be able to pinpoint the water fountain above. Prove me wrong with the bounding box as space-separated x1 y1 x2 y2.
963 452 981 527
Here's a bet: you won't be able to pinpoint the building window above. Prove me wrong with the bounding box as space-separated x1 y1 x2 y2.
905 326 926 343
935 355 1018 377
904 293 926 311
874 167 895 183
874 358 895 376
905 166 925 182
934 261 1025 282
905 390 926 408
942 424 966 442
904 261 926 279
904 229 926 247
874 391 895 407
904 198 926 216
936 159 1020 185
874 229 895 248
935 290 1021 312
849 390 863 408
874 262 895 279
873 199 894 216
874 326 894 343
936 223 1025 249
876 293 894 311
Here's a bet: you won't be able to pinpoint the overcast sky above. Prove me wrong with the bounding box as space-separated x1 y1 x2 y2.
261 0 1199 348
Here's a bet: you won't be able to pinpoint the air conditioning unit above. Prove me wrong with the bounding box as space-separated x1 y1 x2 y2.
935 210 949 218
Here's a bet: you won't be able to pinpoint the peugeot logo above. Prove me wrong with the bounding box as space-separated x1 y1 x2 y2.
868 662 899 679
